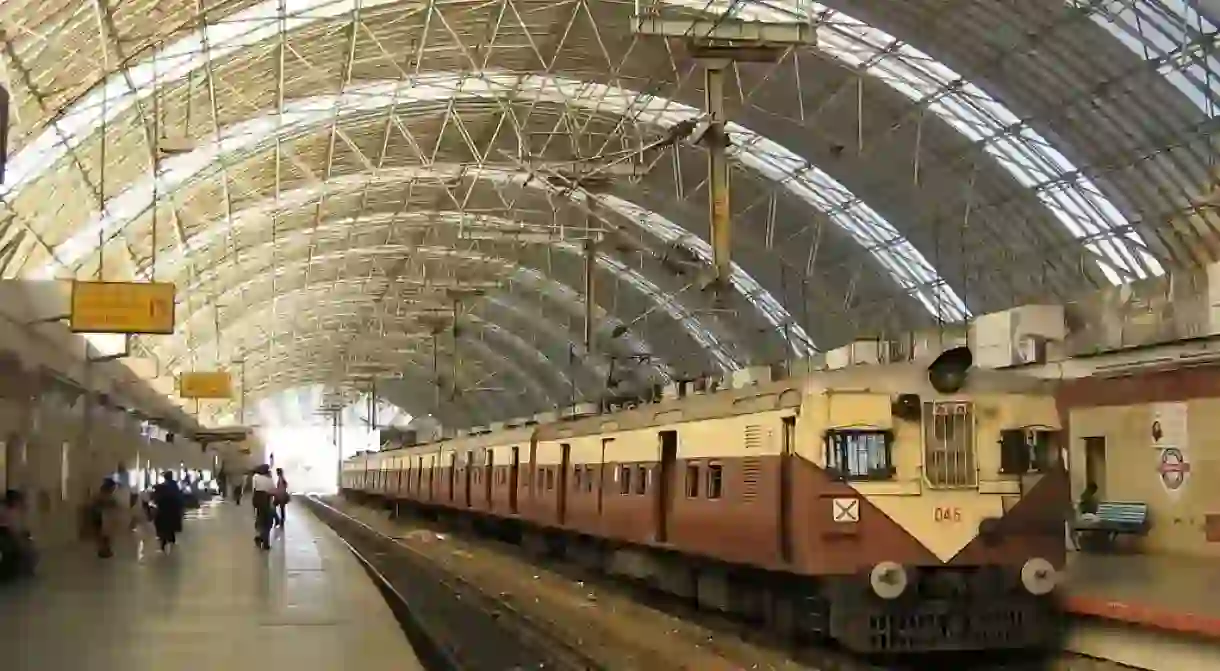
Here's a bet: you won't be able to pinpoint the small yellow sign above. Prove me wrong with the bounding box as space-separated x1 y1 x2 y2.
179 372 232 399
70 281 176 335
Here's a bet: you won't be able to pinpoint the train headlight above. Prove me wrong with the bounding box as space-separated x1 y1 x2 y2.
869 561 908 600
1020 557 1057 595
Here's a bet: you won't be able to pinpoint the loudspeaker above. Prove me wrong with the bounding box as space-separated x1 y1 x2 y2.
928 346 973 394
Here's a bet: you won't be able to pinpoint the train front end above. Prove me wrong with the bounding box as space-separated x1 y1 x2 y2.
812 348 1067 653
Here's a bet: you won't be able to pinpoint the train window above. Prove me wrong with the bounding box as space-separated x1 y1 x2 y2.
547 468 556 490
923 402 977 488
586 467 596 492
824 430 894 481
686 463 700 497
620 465 632 494
574 466 583 490
706 463 723 499
634 465 648 495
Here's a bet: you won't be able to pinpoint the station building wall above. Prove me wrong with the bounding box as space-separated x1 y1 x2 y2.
1059 365 1220 558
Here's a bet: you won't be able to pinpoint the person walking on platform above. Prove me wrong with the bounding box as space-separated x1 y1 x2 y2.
250 465 276 551
273 468 290 528
151 471 185 553
90 479 121 559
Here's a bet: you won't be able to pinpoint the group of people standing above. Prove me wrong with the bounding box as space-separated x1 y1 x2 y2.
89 471 188 558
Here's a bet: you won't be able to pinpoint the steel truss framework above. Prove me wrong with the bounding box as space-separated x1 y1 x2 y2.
0 0 1215 427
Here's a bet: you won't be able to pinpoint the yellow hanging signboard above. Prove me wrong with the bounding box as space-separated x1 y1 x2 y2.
70 281 176 334
179 372 232 399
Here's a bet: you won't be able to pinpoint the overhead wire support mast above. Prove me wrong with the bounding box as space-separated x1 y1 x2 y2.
631 1 816 292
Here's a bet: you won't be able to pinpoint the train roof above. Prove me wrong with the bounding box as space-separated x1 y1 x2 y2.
345 360 1057 460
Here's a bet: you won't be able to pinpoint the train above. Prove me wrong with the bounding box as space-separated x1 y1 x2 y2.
341 348 1068 653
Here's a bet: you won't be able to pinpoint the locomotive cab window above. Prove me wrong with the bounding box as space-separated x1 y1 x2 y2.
824 430 894 480
1000 428 1061 475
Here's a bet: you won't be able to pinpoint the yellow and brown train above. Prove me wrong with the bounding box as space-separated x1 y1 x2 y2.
342 349 1068 653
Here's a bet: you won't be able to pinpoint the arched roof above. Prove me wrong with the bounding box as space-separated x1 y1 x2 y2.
0 0 1214 425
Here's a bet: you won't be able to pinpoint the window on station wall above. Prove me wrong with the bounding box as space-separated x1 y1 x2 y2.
686 463 700 498
706 463 723 500
619 465 632 494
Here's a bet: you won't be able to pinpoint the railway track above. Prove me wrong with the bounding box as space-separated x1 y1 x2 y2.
305 496 602 671
310 496 1122 671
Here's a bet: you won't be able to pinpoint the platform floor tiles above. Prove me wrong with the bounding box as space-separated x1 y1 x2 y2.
1065 551 1220 638
0 499 423 671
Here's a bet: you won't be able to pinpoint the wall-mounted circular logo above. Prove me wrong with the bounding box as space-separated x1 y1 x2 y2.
1157 447 1191 491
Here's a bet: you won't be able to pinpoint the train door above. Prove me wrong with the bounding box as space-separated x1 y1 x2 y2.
655 430 677 543
558 443 571 524
448 453 457 501
598 438 612 515
485 449 494 507
510 446 520 513
780 416 795 563
464 451 473 507
528 441 538 504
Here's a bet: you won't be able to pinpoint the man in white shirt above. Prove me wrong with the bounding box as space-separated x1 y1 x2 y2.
250 465 276 550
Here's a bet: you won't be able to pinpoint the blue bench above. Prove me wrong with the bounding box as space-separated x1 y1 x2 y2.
1075 501 1149 551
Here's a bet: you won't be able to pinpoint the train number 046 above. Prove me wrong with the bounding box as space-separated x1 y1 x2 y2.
934 507 962 523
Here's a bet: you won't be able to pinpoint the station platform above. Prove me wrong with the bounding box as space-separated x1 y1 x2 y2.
1064 552 1220 638
1063 552 1220 669
0 499 422 671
